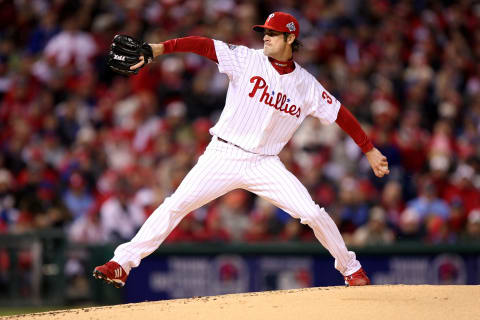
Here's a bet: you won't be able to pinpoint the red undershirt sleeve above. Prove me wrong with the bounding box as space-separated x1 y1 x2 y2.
335 105 374 153
162 36 218 63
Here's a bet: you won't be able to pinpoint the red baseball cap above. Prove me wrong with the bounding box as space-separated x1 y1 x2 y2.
253 12 300 38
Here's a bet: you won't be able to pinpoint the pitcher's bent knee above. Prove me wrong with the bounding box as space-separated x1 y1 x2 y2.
157 194 197 221
299 205 332 227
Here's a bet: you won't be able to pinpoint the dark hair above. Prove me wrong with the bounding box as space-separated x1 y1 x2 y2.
283 33 301 52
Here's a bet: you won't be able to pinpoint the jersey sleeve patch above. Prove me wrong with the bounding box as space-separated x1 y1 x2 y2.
213 40 251 81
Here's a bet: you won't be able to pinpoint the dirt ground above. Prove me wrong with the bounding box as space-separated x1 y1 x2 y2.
5 285 479 320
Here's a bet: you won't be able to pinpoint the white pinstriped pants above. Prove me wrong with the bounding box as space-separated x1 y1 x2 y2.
113 136 361 276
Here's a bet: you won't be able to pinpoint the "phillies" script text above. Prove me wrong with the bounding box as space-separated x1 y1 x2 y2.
248 76 301 118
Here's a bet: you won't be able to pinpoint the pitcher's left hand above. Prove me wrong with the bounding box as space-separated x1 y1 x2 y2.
366 148 390 178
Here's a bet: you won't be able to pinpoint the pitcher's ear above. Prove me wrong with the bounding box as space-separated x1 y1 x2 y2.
287 34 296 45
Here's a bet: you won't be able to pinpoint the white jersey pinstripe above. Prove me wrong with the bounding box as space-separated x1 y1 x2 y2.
210 40 340 155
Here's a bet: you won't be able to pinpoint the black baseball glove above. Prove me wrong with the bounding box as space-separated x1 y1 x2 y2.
108 34 154 76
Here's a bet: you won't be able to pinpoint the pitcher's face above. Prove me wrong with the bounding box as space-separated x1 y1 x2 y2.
263 30 287 56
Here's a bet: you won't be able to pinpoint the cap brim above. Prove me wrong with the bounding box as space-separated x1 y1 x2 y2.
252 25 277 33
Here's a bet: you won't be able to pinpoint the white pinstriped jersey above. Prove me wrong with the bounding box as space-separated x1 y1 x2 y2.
209 40 341 155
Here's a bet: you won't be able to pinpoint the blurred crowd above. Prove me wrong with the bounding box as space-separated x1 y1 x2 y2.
1 0 480 247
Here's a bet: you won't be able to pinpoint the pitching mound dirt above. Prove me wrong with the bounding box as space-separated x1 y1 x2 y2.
5 285 479 320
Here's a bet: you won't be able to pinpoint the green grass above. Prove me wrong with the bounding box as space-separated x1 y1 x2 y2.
0 307 60 316
0 305 94 317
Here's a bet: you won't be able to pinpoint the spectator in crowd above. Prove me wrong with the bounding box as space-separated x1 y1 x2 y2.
447 199 468 239
218 190 250 242
407 178 451 222
99 177 146 242
0 168 18 232
165 214 198 243
62 172 93 222
381 180 405 230
460 209 480 242
424 215 455 244
443 163 480 214
396 208 425 242
243 198 284 242
351 206 395 247
69 202 107 244
279 219 312 242
27 12 60 55
393 109 430 174
201 205 231 242
44 15 97 71
338 176 370 235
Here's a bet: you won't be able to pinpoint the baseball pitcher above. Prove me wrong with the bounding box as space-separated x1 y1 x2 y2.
94 12 389 288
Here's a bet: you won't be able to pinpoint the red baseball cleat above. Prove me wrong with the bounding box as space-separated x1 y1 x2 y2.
93 261 127 288
344 268 371 286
